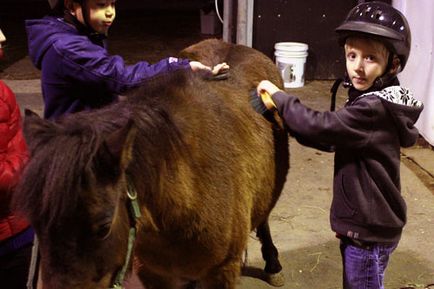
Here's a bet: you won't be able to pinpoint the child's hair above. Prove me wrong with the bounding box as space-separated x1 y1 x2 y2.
335 1 411 71
345 36 391 64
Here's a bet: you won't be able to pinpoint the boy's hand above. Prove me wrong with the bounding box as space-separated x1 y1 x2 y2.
211 62 230 75
190 61 230 78
257 80 281 96
256 80 281 110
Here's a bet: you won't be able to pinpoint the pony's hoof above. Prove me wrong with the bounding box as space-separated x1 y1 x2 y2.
266 271 285 287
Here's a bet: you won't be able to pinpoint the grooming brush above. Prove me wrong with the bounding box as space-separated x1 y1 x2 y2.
249 89 276 115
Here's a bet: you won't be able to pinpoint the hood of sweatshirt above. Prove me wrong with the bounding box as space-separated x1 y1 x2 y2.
26 16 79 69
367 85 424 147
26 16 106 70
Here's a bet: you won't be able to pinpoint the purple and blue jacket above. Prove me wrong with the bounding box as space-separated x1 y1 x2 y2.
26 16 191 119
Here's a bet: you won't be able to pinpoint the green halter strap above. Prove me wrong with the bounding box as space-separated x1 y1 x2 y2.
110 180 142 289
26 180 142 289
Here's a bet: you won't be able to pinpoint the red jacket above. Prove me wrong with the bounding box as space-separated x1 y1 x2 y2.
0 80 30 242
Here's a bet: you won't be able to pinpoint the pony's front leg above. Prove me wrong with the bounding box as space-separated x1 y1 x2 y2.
200 259 240 289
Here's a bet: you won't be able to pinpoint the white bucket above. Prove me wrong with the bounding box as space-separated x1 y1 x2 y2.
274 42 308 88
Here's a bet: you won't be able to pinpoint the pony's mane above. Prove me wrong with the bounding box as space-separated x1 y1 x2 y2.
15 70 193 230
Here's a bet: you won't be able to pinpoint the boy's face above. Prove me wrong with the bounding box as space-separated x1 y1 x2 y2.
345 37 389 91
72 0 116 35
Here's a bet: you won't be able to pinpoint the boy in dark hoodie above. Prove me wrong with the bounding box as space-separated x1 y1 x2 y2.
25 0 228 120
253 2 423 288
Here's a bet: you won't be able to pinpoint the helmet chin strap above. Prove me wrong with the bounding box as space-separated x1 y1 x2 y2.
373 72 397 89
65 0 106 36
80 0 95 33
64 1 108 42
342 71 352 88
372 53 399 90
64 10 93 34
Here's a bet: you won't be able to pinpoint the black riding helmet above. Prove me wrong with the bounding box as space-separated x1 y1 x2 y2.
336 1 411 70
48 0 96 35
48 0 85 16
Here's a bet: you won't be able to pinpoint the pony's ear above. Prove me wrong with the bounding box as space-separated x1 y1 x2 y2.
106 119 136 170
94 120 137 182
23 109 58 152
24 109 39 117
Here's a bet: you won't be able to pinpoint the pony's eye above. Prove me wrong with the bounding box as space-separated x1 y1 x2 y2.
95 222 112 240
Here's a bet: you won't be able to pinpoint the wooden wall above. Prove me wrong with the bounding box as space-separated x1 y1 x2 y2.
252 0 391 80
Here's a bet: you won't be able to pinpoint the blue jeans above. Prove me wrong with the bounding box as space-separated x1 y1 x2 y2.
340 239 398 289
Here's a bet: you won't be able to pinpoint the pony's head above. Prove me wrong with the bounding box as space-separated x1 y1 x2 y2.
15 109 136 289
14 70 190 288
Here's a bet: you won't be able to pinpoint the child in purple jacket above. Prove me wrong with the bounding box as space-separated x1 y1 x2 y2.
254 2 423 289
26 0 228 119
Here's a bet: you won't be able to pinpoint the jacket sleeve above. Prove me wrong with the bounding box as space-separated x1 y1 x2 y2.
0 82 29 199
272 91 376 149
54 38 191 94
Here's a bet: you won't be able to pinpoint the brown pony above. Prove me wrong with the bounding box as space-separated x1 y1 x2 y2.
14 39 289 289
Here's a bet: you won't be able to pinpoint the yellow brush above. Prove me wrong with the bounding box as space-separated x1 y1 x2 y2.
259 90 277 110
249 89 276 115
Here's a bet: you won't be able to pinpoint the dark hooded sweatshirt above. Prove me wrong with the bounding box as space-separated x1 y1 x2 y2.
25 16 190 119
271 80 423 243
